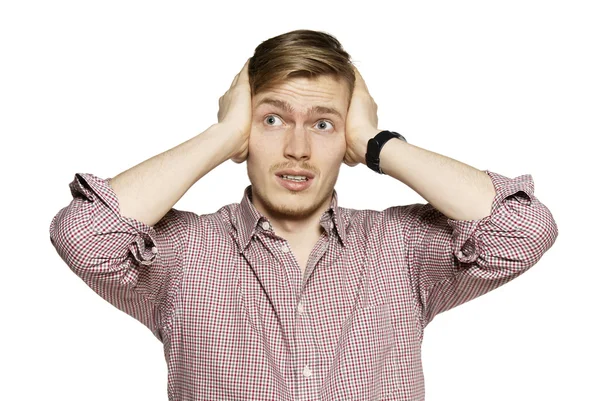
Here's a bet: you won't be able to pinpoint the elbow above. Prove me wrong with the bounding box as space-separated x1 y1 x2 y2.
475 202 558 272
50 199 151 277
49 198 119 274
49 205 93 271
520 204 559 267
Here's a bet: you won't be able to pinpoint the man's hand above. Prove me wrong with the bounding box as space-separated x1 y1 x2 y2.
217 58 252 163
344 66 381 167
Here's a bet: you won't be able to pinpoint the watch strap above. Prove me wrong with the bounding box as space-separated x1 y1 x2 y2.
366 130 407 174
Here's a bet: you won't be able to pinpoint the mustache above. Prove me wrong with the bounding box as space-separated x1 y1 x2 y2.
269 162 319 176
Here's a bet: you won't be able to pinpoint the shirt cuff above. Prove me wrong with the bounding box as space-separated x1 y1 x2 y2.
69 173 159 266
446 170 535 264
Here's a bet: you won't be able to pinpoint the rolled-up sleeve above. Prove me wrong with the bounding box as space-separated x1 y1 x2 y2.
49 173 188 341
392 170 558 329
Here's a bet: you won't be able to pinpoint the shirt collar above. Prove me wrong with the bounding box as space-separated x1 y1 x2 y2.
233 185 347 252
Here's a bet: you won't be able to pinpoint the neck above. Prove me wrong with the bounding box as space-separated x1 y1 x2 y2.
252 191 332 244
270 213 325 244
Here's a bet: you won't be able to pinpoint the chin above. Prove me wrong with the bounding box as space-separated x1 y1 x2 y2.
249 164 337 218
252 182 328 220
266 194 321 219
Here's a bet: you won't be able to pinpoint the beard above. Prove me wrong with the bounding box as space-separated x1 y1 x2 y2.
250 182 333 221
246 159 341 221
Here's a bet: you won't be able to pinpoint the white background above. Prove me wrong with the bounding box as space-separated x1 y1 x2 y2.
1 0 597 400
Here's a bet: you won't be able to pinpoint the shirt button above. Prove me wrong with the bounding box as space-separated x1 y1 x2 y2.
261 221 270 230
281 244 290 253
330 220 335 229
297 301 305 314
302 364 312 378
151 246 158 254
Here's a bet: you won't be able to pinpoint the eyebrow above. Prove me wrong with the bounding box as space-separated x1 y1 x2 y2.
256 98 343 120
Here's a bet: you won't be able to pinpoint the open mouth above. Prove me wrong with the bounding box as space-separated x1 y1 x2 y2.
280 174 309 182
275 174 314 191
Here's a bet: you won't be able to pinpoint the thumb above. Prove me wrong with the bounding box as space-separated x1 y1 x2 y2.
343 154 359 167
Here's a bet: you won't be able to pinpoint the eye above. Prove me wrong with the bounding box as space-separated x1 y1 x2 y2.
315 120 334 131
264 115 283 126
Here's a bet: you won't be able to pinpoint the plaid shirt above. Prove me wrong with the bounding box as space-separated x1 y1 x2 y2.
49 170 558 400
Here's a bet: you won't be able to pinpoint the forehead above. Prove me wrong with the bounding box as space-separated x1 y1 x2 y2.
253 75 349 117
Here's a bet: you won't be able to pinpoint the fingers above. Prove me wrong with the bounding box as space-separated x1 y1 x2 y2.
237 58 250 84
230 72 239 88
351 65 370 94
231 58 251 88
343 153 359 167
219 58 251 122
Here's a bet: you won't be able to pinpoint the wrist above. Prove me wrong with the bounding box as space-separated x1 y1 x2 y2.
355 127 381 165
365 130 407 174
202 123 244 162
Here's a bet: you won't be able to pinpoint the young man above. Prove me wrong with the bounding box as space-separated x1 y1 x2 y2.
49 30 558 400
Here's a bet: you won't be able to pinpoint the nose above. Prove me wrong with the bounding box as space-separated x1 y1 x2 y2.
283 126 311 161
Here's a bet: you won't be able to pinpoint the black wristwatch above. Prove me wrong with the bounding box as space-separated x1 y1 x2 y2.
365 130 407 174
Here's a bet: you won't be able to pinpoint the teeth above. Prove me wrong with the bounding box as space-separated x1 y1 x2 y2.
282 175 308 182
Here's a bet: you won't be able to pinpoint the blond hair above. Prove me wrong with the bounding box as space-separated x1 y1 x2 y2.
248 30 355 102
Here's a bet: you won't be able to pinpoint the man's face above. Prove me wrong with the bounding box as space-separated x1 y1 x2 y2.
247 74 349 220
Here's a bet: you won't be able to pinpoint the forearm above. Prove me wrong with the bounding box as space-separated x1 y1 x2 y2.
377 138 496 221
110 123 237 226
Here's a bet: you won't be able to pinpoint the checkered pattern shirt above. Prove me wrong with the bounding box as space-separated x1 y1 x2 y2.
49 170 558 400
